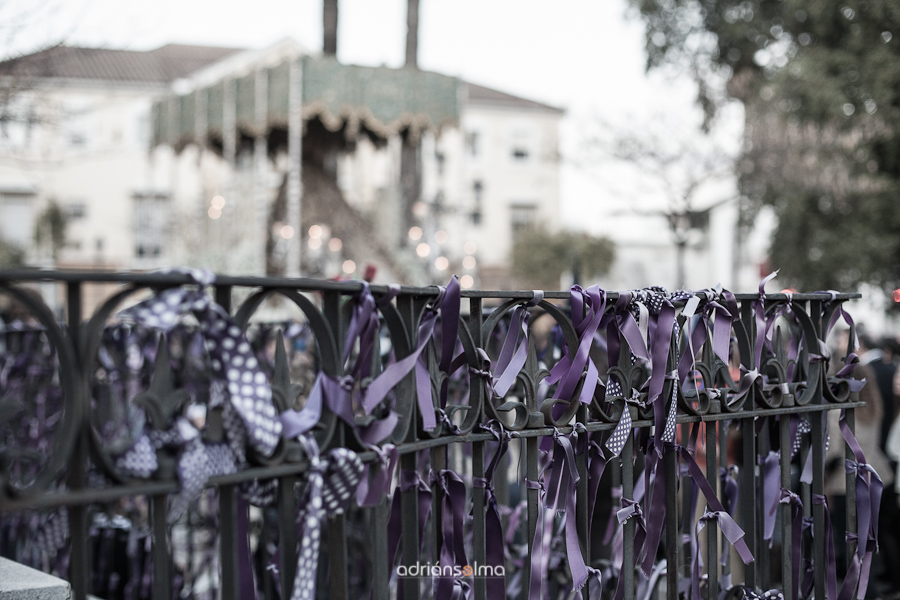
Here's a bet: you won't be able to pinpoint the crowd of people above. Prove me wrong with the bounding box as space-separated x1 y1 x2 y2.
830 329 900 598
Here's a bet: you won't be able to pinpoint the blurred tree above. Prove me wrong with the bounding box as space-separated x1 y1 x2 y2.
579 116 735 287
34 199 67 261
629 0 900 291
511 229 615 287
0 237 25 267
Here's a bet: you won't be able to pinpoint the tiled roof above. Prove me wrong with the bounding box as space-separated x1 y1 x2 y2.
463 82 564 114
0 44 243 83
1 43 562 115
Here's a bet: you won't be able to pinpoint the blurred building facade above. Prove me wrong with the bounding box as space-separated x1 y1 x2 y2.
0 44 243 268
0 40 563 289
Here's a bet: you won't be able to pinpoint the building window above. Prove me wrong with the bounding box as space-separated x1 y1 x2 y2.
510 203 537 239
471 180 483 225
133 191 170 261
65 203 87 219
0 190 36 250
509 126 536 164
466 131 480 159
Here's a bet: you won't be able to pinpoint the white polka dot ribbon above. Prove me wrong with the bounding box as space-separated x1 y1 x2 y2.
290 436 363 600
119 271 282 458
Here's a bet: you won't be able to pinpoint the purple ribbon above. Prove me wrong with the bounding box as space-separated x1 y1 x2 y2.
363 278 460 431
529 429 600 599
432 469 469 599
678 443 753 600
690 510 753 600
492 292 543 397
387 468 433 597
812 494 839 600
355 443 398 506
545 285 608 407
835 410 882 600
762 451 780 543
774 488 803 600
472 422 510 598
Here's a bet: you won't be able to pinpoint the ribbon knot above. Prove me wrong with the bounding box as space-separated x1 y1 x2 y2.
288 441 363 600
617 498 644 524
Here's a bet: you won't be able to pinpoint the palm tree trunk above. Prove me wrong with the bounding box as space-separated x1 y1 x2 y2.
323 0 338 56
405 0 419 67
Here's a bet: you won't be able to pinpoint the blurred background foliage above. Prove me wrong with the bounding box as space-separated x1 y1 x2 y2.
630 0 900 291
511 228 615 288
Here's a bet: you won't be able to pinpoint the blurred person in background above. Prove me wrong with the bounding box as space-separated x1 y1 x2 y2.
862 330 900 596
825 328 892 594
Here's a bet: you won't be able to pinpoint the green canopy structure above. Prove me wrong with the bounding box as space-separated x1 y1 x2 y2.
152 55 460 148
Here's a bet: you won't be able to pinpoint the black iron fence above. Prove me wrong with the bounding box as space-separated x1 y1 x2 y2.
0 270 880 600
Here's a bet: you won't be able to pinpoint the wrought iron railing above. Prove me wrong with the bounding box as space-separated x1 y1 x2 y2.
0 270 878 600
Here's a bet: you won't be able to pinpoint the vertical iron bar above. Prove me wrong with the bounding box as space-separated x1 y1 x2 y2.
680 423 694 582
809 299 826 600
278 475 299 597
719 421 731 590
398 294 421 600
523 436 539 600
705 421 718 600
779 413 793 600
844 408 857 566
623 421 636 600
66 281 91 600
469 296 489 600
665 446 679 600
322 288 350 600
740 417 757 590
472 440 486 600
218 485 241 600
151 494 173 600
758 425 771 591
800 434 811 585
215 285 232 313
431 445 447 564
328 509 349 600
371 495 391 600
577 405 589 568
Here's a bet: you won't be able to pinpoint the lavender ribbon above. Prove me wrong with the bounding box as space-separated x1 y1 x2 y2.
545 285 607 407
280 283 400 438
811 494 839 600
529 429 600 599
472 422 510 598
762 451 780 544
432 469 469 599
363 278 460 431
691 510 753 600
492 292 543 398
774 488 803 600
387 468 433 596
355 443 399 506
837 410 882 600
678 443 754 600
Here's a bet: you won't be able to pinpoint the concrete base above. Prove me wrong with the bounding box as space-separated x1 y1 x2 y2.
0 557 71 600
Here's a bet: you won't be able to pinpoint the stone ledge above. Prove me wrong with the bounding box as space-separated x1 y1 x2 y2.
0 558 71 600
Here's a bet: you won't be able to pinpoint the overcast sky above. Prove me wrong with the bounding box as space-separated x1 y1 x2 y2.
6 0 739 234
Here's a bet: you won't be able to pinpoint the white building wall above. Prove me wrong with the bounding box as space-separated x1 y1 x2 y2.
0 82 166 268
